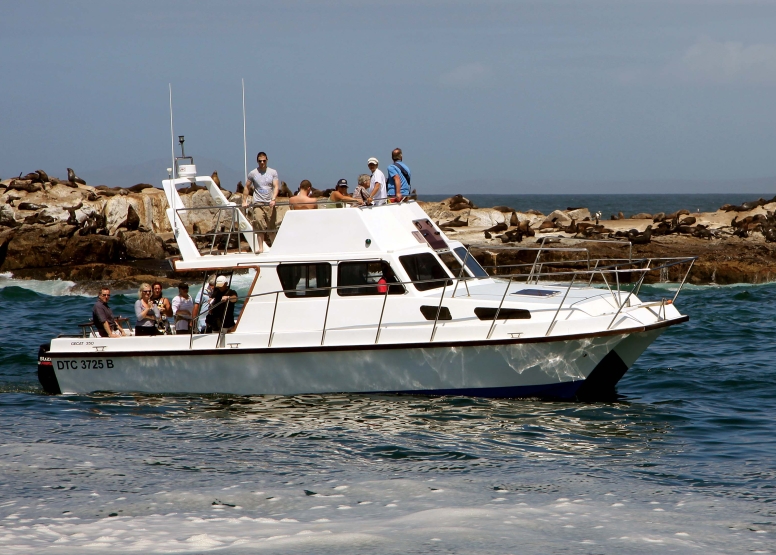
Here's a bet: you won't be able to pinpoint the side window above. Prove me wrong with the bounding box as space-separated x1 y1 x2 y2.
399 253 452 291
277 263 331 298
337 261 405 296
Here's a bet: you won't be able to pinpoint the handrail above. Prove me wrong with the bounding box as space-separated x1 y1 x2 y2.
176 199 419 256
607 266 649 329
672 258 695 303
487 276 513 339
429 280 448 342
117 254 695 347
546 274 577 336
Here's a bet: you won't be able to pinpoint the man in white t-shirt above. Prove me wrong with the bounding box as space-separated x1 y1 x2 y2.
366 157 387 206
242 151 279 250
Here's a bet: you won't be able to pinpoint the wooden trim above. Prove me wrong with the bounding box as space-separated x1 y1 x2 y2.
232 267 261 329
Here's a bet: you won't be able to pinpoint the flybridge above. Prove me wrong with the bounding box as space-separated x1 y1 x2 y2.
162 168 455 271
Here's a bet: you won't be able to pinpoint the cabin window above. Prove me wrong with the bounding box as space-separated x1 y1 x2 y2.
399 253 452 291
337 261 405 296
420 305 452 321
277 263 331 298
453 247 489 278
474 307 531 320
438 251 463 278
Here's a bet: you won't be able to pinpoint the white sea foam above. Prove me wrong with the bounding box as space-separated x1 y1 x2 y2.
0 273 80 296
0 476 769 554
0 270 257 299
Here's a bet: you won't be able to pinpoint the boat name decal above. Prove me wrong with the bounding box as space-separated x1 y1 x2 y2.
56 360 114 370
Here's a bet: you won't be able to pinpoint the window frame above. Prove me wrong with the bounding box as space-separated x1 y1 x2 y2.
452 246 489 279
398 252 453 292
276 263 332 298
336 260 406 297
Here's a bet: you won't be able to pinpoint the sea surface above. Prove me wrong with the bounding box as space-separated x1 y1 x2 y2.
419 193 775 217
1 263 775 552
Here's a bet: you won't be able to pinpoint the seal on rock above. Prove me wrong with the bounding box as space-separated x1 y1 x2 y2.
128 183 154 193
278 181 293 198
67 168 86 186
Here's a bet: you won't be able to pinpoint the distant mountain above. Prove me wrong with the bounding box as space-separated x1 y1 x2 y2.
79 157 244 191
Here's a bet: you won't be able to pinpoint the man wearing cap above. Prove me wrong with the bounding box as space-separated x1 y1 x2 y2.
329 179 359 207
386 148 411 202
366 157 387 206
242 151 279 250
206 276 239 333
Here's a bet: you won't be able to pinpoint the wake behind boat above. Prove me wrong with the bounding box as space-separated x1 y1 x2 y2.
38 153 694 401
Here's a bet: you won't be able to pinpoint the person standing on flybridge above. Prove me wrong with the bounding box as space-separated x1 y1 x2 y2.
243 151 279 251
386 148 411 202
366 157 387 206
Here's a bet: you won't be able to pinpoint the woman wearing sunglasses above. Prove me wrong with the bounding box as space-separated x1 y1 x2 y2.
135 283 161 336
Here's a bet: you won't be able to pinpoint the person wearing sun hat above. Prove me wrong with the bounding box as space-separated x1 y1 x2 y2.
366 157 387 206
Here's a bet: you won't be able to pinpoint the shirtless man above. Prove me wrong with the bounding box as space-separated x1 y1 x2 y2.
329 179 359 206
289 180 318 210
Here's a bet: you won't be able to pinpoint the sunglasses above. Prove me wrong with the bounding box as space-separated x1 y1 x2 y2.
142 290 151 294
258 159 268 163
100 293 110 297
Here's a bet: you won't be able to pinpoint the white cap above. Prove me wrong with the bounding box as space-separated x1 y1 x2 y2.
215 275 229 286
367 157 378 166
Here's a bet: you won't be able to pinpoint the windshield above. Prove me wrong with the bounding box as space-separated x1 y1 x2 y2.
453 247 489 278
399 253 451 291
438 252 463 277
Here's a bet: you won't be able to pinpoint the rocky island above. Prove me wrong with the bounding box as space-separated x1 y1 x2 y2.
1 169 775 290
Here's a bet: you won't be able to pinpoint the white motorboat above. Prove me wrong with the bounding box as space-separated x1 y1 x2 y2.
38 157 694 400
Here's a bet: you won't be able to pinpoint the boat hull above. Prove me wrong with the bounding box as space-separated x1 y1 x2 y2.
45 328 666 400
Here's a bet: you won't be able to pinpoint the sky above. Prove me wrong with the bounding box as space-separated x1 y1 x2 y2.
2 0 776 194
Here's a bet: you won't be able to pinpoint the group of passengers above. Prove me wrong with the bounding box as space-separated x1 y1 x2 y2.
92 277 239 338
241 149 411 247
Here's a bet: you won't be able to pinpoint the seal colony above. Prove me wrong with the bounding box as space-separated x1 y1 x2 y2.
1 168 776 289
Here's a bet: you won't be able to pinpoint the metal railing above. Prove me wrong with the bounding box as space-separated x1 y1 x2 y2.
173 199 415 256
476 236 633 281
183 255 696 349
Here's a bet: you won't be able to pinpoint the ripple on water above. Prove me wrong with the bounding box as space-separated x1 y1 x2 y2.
1 283 775 551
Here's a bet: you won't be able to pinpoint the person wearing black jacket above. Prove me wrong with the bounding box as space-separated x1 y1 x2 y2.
206 275 238 333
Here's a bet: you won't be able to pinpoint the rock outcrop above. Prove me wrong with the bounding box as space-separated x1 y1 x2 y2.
0 169 244 283
4 176 776 286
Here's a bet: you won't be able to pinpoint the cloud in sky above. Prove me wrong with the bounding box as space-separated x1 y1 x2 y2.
621 37 776 85
439 63 494 88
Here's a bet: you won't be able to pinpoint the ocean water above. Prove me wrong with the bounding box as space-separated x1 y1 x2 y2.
419 193 775 217
0 275 775 554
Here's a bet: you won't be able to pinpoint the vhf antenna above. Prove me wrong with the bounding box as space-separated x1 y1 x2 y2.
242 78 248 187
169 84 176 178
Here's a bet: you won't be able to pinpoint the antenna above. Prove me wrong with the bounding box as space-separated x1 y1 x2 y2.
242 78 248 187
169 84 177 233
169 84 176 179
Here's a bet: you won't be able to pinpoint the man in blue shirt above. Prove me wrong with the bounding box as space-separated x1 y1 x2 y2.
386 148 411 202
